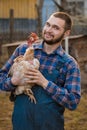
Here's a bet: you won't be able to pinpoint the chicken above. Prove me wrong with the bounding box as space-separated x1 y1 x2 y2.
9 33 40 104
27 32 39 46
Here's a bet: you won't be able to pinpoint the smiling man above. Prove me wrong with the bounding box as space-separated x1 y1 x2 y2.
0 12 81 130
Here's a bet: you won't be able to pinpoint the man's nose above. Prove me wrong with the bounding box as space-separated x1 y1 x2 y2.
47 26 52 32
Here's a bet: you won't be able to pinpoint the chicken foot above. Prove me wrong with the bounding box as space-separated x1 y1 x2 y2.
24 88 36 104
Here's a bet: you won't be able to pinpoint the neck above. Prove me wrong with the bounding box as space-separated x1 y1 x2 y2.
44 42 61 54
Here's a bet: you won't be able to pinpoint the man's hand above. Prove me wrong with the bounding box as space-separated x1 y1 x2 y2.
24 68 49 88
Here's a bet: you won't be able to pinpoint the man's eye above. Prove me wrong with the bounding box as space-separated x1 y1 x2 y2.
54 26 59 30
46 23 50 27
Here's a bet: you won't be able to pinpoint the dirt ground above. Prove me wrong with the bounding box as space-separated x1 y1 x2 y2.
0 87 87 130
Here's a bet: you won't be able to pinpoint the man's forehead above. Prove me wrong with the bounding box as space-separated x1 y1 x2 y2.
47 15 65 27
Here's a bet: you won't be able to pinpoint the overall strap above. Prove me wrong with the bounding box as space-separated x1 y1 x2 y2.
56 54 68 71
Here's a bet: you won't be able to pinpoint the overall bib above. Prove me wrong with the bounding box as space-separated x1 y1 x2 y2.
12 61 65 130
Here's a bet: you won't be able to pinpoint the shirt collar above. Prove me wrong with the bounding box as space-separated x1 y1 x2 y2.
33 41 65 57
54 45 65 57
33 41 43 50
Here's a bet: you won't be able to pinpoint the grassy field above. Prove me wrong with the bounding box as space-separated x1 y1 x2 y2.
0 89 87 130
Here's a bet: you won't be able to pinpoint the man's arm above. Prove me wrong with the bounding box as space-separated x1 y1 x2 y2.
45 65 81 110
0 44 24 91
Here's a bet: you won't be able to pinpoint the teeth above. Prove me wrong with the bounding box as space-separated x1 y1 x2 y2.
45 34 51 38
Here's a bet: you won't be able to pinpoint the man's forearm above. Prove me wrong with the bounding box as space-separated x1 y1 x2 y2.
0 75 16 91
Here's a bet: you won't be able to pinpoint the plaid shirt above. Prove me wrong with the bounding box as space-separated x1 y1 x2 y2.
0 41 81 110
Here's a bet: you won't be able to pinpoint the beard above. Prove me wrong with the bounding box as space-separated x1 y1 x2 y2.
43 32 65 45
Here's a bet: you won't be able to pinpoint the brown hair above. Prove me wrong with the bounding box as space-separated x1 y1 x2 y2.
52 12 73 31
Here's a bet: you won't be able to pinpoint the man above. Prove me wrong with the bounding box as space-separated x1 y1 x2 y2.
0 12 81 130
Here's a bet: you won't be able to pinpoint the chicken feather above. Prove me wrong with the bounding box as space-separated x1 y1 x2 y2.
9 33 40 104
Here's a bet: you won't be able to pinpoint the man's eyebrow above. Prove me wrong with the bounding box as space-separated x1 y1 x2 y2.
53 24 65 29
46 21 50 24
46 21 65 29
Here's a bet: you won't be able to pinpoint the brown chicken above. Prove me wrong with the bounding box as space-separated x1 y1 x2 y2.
9 33 40 104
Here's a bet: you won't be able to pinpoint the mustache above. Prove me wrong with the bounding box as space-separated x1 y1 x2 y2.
44 32 54 38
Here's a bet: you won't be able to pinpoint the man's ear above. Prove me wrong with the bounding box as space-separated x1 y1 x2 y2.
64 30 71 38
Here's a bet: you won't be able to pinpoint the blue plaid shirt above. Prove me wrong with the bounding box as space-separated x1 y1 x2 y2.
0 41 81 110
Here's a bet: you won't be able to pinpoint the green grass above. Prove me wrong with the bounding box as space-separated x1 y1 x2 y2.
0 90 87 130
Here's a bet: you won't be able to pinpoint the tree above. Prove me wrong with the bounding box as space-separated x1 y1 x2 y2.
35 0 44 36
52 0 69 12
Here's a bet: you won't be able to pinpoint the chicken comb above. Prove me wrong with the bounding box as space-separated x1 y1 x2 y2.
27 32 39 46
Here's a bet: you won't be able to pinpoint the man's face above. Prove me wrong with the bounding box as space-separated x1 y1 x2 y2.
42 15 66 45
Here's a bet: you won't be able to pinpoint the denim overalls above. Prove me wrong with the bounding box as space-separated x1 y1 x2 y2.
12 54 66 130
